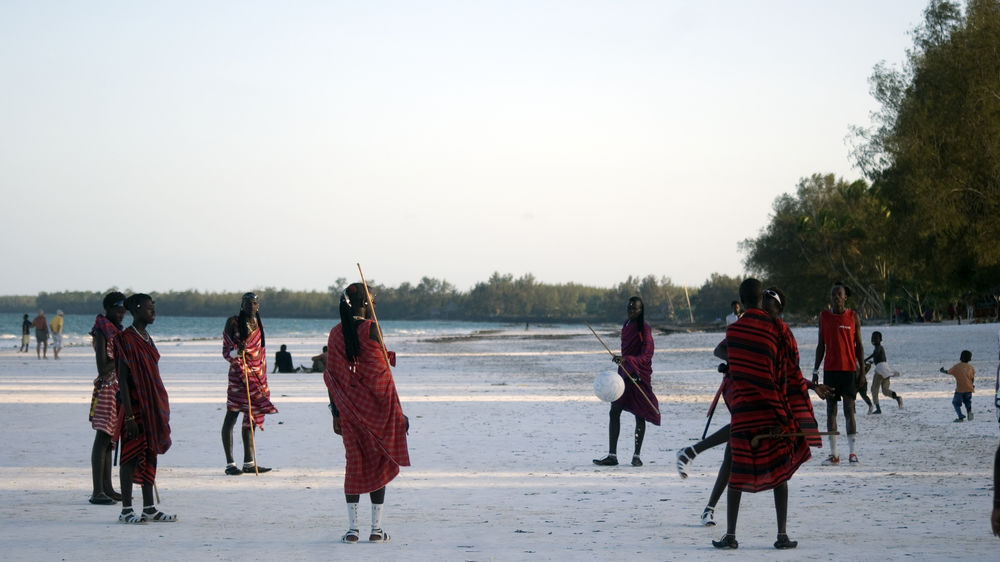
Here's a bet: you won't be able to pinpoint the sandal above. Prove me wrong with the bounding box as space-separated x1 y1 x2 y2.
118 509 145 524
89 493 114 505
369 528 391 543
341 529 360 543
142 508 178 522
712 533 738 549
774 534 798 549
676 447 696 479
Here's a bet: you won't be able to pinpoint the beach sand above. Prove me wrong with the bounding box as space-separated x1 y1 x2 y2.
0 325 998 561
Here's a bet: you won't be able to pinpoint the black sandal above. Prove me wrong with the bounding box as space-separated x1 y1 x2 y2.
712 534 738 549
774 534 798 549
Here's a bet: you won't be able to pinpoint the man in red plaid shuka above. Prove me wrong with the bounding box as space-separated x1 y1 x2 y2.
325 283 409 544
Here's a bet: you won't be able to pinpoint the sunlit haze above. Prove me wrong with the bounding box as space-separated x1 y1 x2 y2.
0 1 928 294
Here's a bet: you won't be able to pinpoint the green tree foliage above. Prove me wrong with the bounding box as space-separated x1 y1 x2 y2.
0 274 726 323
852 0 1000 296
691 273 741 322
741 174 894 317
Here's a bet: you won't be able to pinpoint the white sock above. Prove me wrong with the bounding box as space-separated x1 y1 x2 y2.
346 502 359 530
371 504 384 531
847 434 856 455
829 435 838 457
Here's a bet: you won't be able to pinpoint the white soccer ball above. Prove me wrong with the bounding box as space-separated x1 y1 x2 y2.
594 370 625 402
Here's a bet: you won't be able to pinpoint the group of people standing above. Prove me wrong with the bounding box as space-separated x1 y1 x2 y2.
84 286 409 542
592 279 917 550
19 309 64 359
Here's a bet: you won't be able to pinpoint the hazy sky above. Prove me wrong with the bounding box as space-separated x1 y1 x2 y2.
0 1 930 295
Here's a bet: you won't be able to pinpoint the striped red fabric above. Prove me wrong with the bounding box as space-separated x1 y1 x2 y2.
613 320 660 425
121 430 157 485
222 322 277 430
726 309 800 493
114 327 171 456
325 319 410 494
90 315 122 439
775 318 819 461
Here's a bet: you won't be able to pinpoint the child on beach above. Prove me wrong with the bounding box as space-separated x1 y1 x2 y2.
939 350 975 422
864 331 902 414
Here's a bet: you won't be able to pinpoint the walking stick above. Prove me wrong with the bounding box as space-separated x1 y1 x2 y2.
241 350 259 476
750 430 838 449
702 384 724 440
585 321 658 412
357 264 393 371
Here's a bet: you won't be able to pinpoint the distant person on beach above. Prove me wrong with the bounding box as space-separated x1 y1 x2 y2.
301 346 327 373
50 310 64 359
19 314 30 352
865 331 903 414
88 292 126 505
725 301 742 326
593 296 660 468
855 360 875 415
32 310 48 359
325 282 409 543
813 281 865 465
712 279 804 550
939 350 975 422
221 293 278 475
272 344 301 373
114 293 175 523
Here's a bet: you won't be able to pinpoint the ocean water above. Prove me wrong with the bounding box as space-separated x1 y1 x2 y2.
3 312 998 398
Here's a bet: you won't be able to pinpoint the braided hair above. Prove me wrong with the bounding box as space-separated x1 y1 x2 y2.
236 292 265 349
339 283 367 362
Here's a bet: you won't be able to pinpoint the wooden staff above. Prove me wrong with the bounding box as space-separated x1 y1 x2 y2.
585 321 658 412
357 264 393 371
241 350 259 476
750 430 838 449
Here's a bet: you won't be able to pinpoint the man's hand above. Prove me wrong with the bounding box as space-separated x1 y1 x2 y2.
814 384 833 400
812 368 820 385
612 355 623 365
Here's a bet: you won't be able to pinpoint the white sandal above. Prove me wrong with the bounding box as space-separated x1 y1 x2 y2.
369 528 391 543
341 529 360 543
118 509 145 524
676 447 697 479
142 508 178 522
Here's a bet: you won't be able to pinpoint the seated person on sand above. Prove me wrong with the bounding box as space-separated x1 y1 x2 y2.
272 344 302 373
300 346 328 373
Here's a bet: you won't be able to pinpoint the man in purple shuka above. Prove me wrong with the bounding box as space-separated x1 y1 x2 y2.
594 296 661 467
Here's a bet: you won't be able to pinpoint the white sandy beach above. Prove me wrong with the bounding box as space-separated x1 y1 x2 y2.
0 322 998 561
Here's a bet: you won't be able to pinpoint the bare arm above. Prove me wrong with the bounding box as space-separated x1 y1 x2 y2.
853 313 865 375
813 319 825 382
93 331 113 380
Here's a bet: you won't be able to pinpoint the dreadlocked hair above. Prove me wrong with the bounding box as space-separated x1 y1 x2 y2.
237 309 265 350
339 283 367 362
628 296 646 339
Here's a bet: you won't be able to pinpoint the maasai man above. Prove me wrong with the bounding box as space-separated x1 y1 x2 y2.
325 282 409 544
712 279 800 550
812 281 865 464
594 296 660 467
221 292 277 475
88 291 126 505
114 294 175 523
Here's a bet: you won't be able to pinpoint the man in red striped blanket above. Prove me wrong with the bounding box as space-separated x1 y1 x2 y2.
325 283 410 544
88 291 126 505
221 293 278 475
712 278 803 550
114 294 175 524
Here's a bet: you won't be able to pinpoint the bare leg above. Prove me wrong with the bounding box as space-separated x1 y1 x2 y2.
221 410 239 464
707 444 732 509
773 482 788 534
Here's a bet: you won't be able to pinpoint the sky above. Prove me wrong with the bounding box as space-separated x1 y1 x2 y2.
0 1 933 295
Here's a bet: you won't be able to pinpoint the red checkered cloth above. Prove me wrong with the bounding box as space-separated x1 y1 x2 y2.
90 315 122 440
222 320 277 430
325 319 410 494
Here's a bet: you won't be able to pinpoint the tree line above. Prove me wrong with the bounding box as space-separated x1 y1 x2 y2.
742 0 1000 322
0 274 743 325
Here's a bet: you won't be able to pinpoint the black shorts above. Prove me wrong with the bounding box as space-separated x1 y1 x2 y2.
823 370 857 400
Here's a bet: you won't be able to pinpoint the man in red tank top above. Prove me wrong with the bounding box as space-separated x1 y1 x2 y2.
812 282 865 465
